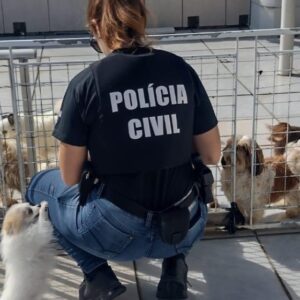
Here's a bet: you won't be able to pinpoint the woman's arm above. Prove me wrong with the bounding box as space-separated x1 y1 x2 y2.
59 142 87 186
193 125 221 165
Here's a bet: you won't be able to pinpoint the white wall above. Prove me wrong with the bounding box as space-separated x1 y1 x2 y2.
251 0 281 28
148 0 249 28
251 0 300 29
2 0 49 33
183 0 226 27
226 0 251 26
49 0 87 32
146 0 182 28
0 0 251 34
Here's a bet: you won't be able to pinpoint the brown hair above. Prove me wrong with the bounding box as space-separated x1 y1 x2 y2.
87 0 148 50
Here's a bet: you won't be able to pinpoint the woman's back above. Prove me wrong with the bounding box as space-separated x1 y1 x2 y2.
53 47 216 210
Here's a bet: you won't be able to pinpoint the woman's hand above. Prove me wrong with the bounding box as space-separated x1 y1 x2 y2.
58 143 87 186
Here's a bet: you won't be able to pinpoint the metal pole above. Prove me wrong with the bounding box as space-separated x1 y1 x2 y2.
231 37 239 208
278 0 296 76
19 58 37 177
250 37 259 228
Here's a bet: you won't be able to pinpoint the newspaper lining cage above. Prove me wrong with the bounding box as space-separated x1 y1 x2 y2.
0 29 300 229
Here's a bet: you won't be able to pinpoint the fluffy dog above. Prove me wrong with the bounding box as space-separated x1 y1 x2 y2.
0 139 29 207
268 122 300 155
265 155 300 219
221 136 300 223
1 202 54 300
0 101 61 163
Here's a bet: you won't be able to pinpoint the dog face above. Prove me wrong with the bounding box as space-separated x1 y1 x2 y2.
221 136 264 176
0 113 15 139
268 122 300 155
1 203 45 236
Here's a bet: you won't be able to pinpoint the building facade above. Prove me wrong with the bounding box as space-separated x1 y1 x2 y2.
0 0 251 35
1 0 300 35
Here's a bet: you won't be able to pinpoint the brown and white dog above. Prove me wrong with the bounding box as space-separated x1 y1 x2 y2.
0 101 61 164
221 135 300 223
268 122 300 155
1 202 54 300
0 102 62 207
0 139 29 208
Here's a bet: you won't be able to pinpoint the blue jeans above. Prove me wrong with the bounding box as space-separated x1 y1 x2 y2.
26 169 208 274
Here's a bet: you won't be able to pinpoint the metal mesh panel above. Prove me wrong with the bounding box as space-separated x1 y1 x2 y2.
0 30 299 230
251 46 300 227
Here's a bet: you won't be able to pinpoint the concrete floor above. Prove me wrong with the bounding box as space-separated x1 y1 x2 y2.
0 231 299 300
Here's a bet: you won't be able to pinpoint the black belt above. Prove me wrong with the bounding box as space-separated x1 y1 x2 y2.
102 184 201 244
101 184 198 220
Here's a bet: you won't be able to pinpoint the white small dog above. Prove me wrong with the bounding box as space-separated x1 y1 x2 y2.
1 202 54 300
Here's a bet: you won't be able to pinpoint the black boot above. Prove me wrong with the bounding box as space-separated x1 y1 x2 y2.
79 264 127 300
156 254 188 299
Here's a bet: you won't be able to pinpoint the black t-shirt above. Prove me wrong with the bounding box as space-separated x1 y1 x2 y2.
53 47 218 210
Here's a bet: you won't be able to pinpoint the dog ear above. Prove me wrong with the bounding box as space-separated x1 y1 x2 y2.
2 219 15 236
2 214 23 236
7 114 14 126
221 156 226 166
254 142 264 176
221 140 231 167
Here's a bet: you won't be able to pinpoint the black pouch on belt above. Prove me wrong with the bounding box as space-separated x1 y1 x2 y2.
192 155 214 204
78 161 100 206
159 207 190 245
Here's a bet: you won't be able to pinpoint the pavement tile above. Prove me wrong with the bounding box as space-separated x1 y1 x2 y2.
0 254 139 300
135 238 289 300
258 234 300 300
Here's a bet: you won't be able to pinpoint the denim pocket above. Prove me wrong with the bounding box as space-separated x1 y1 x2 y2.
80 204 134 259
175 201 208 254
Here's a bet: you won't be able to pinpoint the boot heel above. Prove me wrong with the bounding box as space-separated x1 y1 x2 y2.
156 254 188 299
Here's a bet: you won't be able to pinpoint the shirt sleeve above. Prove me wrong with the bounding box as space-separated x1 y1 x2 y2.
186 64 218 135
52 76 89 146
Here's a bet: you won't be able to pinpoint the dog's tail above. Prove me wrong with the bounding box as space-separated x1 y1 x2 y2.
285 140 300 176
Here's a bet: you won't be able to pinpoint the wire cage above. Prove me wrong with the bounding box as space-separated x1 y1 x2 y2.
250 45 300 227
0 29 300 230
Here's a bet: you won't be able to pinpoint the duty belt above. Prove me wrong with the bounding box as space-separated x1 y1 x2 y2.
101 184 200 245
101 184 198 220
79 157 214 208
